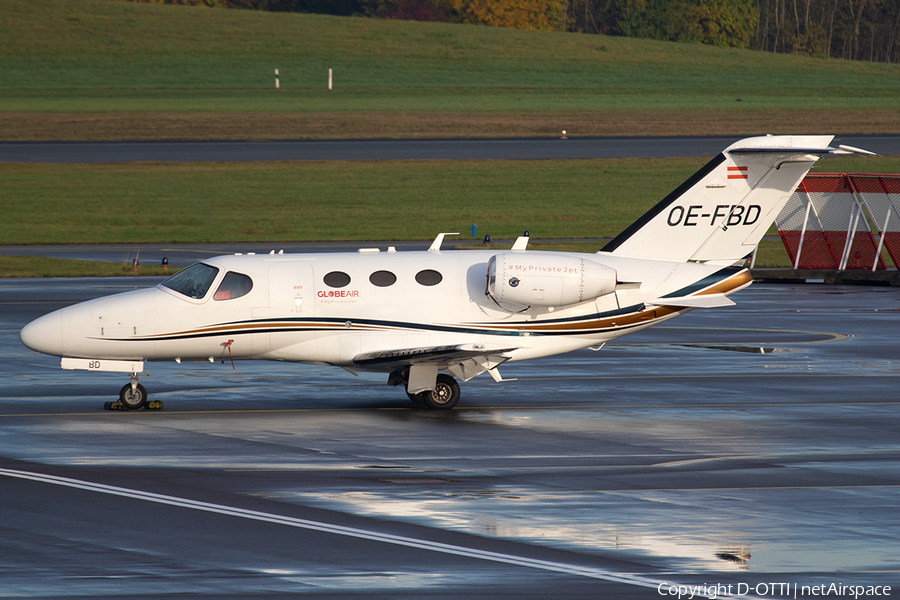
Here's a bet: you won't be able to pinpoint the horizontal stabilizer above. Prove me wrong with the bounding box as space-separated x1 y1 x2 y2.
646 294 736 308
836 144 876 156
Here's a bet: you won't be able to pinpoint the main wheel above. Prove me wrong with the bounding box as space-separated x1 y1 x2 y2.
406 389 426 404
422 374 460 410
119 383 147 410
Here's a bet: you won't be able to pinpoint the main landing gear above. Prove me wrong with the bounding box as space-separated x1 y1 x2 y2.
390 371 461 410
104 373 163 411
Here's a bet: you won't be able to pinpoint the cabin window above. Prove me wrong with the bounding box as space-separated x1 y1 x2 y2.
161 262 219 300
369 270 397 287
324 271 351 288
214 271 253 301
415 269 442 286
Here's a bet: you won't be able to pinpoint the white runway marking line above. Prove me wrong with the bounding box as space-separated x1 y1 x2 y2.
1 467 757 597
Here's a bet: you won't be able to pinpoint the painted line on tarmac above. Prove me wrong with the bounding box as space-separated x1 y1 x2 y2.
0 467 754 598
227 447 900 474
653 447 900 468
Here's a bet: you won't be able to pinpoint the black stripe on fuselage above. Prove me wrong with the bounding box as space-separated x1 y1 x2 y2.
660 266 746 298
98 304 662 342
600 153 727 253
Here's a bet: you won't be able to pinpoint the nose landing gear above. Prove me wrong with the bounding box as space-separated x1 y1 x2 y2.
118 381 147 409
104 372 162 411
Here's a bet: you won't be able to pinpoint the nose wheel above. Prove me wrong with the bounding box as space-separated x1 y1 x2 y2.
118 382 147 409
104 373 162 410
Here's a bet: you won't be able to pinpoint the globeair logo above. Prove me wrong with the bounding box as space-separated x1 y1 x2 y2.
317 290 360 298
317 289 359 305
509 277 520 288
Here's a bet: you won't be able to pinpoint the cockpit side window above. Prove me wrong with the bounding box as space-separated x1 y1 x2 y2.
214 271 253 301
161 262 219 300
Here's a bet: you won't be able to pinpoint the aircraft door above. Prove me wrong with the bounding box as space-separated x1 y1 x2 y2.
267 260 317 357
268 260 315 316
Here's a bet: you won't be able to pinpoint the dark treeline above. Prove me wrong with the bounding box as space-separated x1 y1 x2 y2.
750 0 900 61
126 0 900 61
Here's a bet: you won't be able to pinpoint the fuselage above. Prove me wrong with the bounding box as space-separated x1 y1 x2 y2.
20 247 751 371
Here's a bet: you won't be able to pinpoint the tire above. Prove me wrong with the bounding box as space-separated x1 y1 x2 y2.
406 390 426 404
119 383 147 410
422 374 460 410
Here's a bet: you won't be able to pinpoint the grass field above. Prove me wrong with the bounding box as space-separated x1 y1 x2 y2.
4 152 895 276
0 255 172 278
2 154 894 245
7 0 900 96
0 157 701 244
3 0 900 139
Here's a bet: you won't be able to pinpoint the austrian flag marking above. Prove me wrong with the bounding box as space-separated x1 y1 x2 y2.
727 166 748 180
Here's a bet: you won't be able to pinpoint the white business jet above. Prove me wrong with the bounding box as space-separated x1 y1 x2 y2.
20 135 872 410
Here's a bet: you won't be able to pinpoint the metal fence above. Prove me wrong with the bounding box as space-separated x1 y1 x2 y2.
775 173 900 271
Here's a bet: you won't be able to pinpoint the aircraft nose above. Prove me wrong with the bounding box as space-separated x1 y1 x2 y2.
20 311 64 356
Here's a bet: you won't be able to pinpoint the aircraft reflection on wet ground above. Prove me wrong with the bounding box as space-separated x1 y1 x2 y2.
1 277 899 597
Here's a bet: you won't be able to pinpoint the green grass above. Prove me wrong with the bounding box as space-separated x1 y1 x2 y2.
753 240 792 268
0 158 706 245
2 154 895 247
3 0 900 113
0 254 175 278
5 152 898 276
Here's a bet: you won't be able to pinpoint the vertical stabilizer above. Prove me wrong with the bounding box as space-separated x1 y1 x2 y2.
600 135 870 263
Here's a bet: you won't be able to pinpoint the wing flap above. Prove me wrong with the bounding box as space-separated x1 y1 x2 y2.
354 343 518 383
353 343 517 368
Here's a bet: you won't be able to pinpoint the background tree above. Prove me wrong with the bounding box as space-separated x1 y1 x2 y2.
450 0 568 31
122 0 900 61
663 0 758 48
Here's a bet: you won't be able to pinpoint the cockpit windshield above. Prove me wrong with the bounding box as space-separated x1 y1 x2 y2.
160 262 220 300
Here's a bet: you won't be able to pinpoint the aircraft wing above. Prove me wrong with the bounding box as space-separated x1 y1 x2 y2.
353 343 518 382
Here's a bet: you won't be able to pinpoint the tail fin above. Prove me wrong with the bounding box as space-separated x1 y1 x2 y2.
600 135 873 264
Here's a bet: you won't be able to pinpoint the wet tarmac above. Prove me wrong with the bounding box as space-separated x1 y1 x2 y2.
2 277 899 598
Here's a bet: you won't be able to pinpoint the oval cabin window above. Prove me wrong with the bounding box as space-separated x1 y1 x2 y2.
415 269 443 286
369 270 397 287
323 271 351 288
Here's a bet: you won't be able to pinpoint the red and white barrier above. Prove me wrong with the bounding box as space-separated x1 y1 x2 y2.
775 174 900 271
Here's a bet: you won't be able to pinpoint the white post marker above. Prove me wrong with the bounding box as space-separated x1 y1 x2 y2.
275 68 280 89
328 68 333 90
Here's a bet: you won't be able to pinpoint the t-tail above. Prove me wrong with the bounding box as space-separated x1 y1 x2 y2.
600 135 874 264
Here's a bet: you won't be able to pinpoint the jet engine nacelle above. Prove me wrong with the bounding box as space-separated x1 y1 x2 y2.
487 253 617 308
